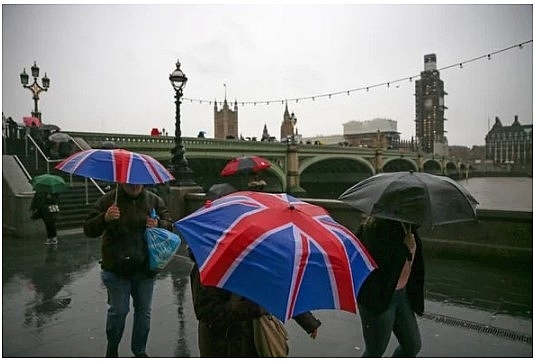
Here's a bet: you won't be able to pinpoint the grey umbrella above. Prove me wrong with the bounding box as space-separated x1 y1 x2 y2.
338 171 478 226
48 132 72 143
206 183 237 200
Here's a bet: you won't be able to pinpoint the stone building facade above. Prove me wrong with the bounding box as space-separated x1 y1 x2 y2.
485 115 532 164
280 103 298 142
214 98 238 139
343 118 400 149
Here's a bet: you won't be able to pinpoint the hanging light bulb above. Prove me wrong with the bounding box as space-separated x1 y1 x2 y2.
487 54 491 60
459 63 463 69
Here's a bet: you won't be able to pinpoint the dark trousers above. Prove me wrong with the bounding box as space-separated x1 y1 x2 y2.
359 288 421 357
43 219 57 238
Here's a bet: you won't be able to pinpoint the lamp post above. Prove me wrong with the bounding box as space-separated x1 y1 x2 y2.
168 59 196 186
20 61 50 121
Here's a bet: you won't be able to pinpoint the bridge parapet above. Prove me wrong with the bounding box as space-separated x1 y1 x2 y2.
64 131 468 193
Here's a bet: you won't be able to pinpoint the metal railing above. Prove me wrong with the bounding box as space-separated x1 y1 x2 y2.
24 132 105 202
13 154 32 181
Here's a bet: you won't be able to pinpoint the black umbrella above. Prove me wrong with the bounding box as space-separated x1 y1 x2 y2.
338 171 478 226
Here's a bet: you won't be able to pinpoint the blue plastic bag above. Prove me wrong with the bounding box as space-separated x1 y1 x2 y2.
145 227 182 270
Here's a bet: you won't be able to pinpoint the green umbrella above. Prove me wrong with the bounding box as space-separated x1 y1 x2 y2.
31 174 68 194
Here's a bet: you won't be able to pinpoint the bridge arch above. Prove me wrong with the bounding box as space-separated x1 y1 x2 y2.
423 159 442 175
444 161 459 178
299 155 375 199
299 154 375 175
186 154 286 192
382 157 418 172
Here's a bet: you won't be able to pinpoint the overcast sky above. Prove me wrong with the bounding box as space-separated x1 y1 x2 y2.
2 4 533 147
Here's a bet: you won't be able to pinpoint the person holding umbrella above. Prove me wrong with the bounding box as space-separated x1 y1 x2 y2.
189 259 322 357
354 217 424 357
29 174 67 245
186 185 322 357
83 182 173 358
30 191 61 245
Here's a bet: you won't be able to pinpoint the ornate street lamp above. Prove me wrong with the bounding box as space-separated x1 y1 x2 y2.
168 59 196 186
20 61 50 121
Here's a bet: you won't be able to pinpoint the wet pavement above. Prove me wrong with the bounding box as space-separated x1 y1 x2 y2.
2 230 532 358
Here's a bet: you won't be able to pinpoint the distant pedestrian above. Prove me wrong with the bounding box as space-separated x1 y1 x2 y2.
30 192 61 245
355 216 425 357
83 183 173 358
247 172 267 191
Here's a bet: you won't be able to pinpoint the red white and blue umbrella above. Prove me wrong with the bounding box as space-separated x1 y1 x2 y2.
55 148 174 184
220 155 271 177
174 191 376 322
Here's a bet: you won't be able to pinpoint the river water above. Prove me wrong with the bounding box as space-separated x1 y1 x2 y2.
457 177 532 212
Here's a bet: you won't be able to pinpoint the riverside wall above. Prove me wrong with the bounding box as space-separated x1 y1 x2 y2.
184 193 533 267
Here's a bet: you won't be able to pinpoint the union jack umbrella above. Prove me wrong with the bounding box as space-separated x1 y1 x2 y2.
220 155 271 177
55 148 174 184
174 191 376 322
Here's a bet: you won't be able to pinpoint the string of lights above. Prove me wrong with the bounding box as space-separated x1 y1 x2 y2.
183 40 532 107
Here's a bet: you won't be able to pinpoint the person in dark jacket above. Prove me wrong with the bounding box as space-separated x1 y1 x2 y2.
355 216 425 357
189 258 321 357
84 183 173 358
30 192 60 245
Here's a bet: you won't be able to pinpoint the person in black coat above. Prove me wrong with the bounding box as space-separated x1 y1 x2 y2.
355 216 425 357
30 192 60 245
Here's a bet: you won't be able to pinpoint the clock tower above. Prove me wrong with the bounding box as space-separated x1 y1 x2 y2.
415 54 448 155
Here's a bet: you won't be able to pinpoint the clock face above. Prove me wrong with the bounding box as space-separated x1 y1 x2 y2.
424 98 433 109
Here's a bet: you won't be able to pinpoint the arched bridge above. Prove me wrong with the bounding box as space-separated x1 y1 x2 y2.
68 131 469 198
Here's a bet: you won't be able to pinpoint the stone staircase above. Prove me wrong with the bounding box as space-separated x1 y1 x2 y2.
54 182 105 230
4 136 106 230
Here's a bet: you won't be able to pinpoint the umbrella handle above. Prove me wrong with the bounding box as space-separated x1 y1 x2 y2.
114 183 118 204
401 222 411 235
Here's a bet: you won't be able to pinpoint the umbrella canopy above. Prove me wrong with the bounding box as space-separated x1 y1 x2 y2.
174 191 376 322
220 156 271 177
338 171 478 227
55 148 174 184
48 132 72 143
23 116 41 127
31 174 68 193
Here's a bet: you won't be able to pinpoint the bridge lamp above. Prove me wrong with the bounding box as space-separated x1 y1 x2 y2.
20 61 50 121
168 59 196 186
